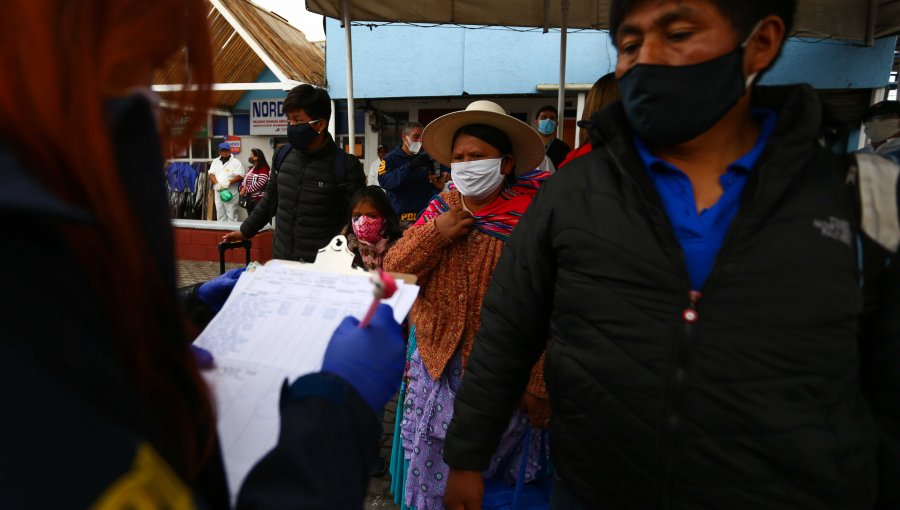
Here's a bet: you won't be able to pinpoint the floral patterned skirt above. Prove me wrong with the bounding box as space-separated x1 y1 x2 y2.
400 347 544 510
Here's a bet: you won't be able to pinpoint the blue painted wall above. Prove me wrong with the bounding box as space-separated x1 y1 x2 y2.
759 36 896 88
326 21 614 98
325 18 895 98
234 68 287 112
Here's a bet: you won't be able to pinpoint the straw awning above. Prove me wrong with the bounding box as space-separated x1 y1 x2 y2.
154 0 325 110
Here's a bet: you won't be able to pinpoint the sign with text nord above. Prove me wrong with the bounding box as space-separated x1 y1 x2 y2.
250 99 288 135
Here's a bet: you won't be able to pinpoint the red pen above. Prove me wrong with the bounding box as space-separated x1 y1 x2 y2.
359 270 398 328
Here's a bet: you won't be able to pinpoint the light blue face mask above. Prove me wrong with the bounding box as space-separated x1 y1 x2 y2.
537 118 557 135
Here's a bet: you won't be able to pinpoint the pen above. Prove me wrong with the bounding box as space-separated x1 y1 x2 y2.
359 270 397 328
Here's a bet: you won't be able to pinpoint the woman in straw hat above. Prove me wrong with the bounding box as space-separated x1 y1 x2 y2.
384 101 552 510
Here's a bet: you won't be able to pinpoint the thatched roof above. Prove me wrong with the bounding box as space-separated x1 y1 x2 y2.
153 0 324 109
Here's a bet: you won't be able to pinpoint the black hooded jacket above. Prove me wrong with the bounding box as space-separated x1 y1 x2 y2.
444 85 900 509
0 97 379 509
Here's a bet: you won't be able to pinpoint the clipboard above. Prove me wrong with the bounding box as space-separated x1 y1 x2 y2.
265 234 417 284
193 234 419 501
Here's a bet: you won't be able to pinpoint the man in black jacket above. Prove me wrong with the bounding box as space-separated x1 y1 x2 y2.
225 85 365 262
444 1 900 509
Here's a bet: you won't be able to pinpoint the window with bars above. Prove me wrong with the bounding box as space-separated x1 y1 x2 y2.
380 111 410 150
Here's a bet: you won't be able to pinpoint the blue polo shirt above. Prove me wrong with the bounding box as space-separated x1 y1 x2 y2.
634 110 777 290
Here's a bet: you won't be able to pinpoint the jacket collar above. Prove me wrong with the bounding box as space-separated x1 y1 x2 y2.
584 85 833 274
300 132 339 158
588 84 828 198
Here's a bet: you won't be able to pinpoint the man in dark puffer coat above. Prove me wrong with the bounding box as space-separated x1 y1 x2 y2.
443 1 900 509
226 85 365 262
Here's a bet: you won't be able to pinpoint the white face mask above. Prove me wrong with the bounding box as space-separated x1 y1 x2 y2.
451 157 506 202
864 118 900 144
405 136 422 154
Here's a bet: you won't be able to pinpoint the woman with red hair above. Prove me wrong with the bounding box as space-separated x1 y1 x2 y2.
0 1 404 507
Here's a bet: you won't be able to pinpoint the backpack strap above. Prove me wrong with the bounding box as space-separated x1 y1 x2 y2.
261 144 293 222
272 143 293 177
333 147 347 184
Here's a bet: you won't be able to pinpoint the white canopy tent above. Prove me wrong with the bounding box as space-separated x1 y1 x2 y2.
308 0 900 151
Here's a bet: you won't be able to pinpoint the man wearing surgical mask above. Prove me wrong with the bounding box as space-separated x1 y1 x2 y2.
533 105 571 169
379 122 450 227
860 100 900 164
444 1 900 510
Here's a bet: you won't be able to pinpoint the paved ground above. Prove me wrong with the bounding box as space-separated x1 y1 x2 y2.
368 398 401 509
176 260 245 288
177 260 402 509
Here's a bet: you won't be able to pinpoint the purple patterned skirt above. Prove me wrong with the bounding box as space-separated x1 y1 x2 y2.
400 347 545 510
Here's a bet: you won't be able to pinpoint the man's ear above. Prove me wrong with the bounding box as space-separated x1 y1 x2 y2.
744 15 787 78
501 154 516 175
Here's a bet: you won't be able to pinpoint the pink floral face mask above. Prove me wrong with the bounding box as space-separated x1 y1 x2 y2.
351 215 385 244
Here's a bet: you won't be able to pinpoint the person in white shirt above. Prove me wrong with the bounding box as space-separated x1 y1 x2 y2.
367 144 387 187
208 142 245 221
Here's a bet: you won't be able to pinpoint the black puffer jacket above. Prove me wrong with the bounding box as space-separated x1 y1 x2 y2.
241 135 365 262
445 85 900 509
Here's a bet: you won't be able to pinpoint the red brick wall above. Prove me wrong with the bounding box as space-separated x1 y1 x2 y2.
174 227 273 264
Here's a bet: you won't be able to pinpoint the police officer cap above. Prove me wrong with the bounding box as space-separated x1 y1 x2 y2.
217 142 231 151
863 101 900 120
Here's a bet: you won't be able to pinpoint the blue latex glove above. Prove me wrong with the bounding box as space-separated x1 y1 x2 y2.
321 304 405 411
191 345 214 370
197 267 245 313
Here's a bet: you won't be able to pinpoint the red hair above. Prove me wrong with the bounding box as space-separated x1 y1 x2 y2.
0 1 215 478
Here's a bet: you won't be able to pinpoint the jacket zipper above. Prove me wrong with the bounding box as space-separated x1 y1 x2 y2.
602 143 704 509
662 289 701 509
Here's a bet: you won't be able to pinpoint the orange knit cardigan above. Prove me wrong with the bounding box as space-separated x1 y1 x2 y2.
383 189 546 397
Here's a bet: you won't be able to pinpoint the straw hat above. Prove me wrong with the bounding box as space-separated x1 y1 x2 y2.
422 100 545 175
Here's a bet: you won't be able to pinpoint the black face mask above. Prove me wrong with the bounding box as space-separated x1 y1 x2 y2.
288 122 319 150
618 42 756 147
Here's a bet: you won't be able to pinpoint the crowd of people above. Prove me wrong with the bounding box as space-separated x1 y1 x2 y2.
3 0 899 509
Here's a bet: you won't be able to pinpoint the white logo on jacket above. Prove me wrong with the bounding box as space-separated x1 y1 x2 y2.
813 216 852 246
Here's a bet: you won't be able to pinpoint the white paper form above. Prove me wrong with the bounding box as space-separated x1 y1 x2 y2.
194 265 418 499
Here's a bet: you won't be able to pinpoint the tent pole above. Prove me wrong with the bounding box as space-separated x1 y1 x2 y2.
342 0 356 154
557 0 569 141
865 0 878 47
542 0 550 33
575 91 586 148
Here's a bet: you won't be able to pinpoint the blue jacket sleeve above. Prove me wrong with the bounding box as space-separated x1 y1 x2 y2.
377 153 411 191
235 373 380 510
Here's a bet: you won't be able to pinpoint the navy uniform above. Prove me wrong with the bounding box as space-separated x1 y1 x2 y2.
378 145 448 224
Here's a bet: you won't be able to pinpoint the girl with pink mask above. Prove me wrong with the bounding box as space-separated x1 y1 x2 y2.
343 185 402 271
